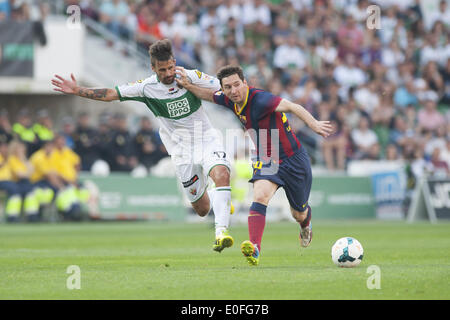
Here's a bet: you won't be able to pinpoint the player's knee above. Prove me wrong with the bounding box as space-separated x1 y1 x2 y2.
195 205 210 217
210 166 230 186
253 193 270 206
192 197 211 217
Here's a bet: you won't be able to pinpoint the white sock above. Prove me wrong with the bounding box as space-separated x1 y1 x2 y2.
212 186 232 237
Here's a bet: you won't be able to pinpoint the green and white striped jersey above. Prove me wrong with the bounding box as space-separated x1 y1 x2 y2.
115 69 222 161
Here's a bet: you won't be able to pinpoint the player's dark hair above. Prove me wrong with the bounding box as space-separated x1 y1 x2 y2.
216 65 245 86
148 39 174 66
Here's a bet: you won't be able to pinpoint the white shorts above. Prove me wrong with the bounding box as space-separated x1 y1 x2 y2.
175 148 230 203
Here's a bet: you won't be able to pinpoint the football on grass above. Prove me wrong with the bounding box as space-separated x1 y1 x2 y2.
331 237 364 268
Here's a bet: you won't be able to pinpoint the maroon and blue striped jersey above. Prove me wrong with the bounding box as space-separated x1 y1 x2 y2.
213 87 301 163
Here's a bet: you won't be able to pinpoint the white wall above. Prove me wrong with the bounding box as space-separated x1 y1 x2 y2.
0 16 84 94
34 17 85 83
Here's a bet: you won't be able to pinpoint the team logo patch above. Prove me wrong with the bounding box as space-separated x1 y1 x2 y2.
167 98 190 118
182 174 199 188
189 188 197 196
128 79 143 85
239 115 247 125
194 70 202 79
168 87 179 95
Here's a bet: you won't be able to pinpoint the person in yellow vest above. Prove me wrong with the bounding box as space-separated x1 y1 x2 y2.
33 109 55 150
50 133 88 221
12 109 38 157
7 140 40 222
0 141 22 222
29 139 64 218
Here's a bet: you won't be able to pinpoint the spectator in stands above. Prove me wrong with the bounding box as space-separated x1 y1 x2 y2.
425 124 448 158
297 15 322 48
245 55 273 90
33 109 55 151
199 5 218 34
61 116 75 149
441 139 450 170
385 143 401 161
242 0 272 40
348 0 369 23
354 81 380 115
422 61 445 97
135 5 162 54
216 0 241 26
393 79 419 108
351 116 379 160
273 33 306 78
172 33 199 69
182 10 202 47
429 147 450 177
97 113 114 168
159 12 185 40
333 54 366 99
428 0 450 30
12 109 38 157
441 58 450 105
0 109 12 144
361 36 383 67
109 112 137 172
7 140 39 222
73 112 101 171
389 114 411 152
0 0 10 21
99 0 130 39
79 0 100 22
421 34 445 67
29 139 61 217
0 141 22 222
336 14 364 61
321 118 347 171
133 116 167 170
51 133 84 220
315 36 338 66
270 13 292 48
417 99 446 133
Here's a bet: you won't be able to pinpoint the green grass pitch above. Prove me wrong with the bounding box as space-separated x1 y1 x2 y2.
0 220 449 300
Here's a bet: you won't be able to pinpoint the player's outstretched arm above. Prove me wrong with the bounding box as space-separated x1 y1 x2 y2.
275 99 333 138
51 73 119 102
174 66 215 102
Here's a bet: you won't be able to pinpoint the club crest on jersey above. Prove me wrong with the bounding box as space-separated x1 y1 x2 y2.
189 188 197 196
239 115 247 125
167 98 190 118
168 87 179 95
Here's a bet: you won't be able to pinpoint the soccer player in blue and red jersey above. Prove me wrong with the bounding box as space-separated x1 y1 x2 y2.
176 65 333 266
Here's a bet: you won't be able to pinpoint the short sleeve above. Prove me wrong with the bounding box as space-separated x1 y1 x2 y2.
115 79 146 102
212 90 233 110
253 91 282 120
186 69 221 91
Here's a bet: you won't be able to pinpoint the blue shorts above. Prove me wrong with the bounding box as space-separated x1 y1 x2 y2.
249 146 312 212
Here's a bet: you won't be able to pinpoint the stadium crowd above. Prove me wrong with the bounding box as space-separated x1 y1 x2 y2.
1 0 450 221
0 108 169 222
60 0 450 176
0 0 49 46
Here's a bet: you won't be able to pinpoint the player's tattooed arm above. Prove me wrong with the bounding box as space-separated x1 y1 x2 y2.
276 99 333 138
51 73 119 101
174 66 215 102
76 88 118 101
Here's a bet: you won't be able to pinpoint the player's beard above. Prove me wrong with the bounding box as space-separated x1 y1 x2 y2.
162 76 175 84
